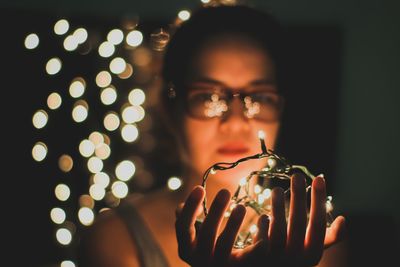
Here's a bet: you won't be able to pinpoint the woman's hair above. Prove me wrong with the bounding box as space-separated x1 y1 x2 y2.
158 4 285 163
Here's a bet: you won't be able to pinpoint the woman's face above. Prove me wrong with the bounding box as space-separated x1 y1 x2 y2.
183 38 281 186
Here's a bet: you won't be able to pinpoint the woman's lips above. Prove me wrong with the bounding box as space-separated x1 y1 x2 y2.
217 144 250 156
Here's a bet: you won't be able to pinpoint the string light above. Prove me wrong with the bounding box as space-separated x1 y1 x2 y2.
200 130 335 248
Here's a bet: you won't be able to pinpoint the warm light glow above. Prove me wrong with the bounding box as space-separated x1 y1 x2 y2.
32 142 47 162
95 71 112 87
98 41 115 58
100 86 117 105
55 184 70 201
128 88 146 106
267 158 276 169
107 29 124 45
118 63 133 79
56 228 72 245
95 143 111 160
79 194 95 209
63 35 79 51
258 130 265 140
69 78 86 98
61 260 76 267
89 132 104 146
47 92 62 110
93 172 110 188
121 124 139 142
122 105 145 123
32 110 48 129
87 156 103 174
262 188 272 198
239 177 247 186
115 160 136 181
201 0 211 3
58 154 73 172
54 19 69 35
50 207 66 224
178 10 191 21
79 139 95 157
109 57 126 74
24 33 39 49
78 207 95 226
249 224 258 234
104 112 120 131
46 57 62 75
89 184 106 201
167 177 182 190
72 101 88 122
126 30 143 47
111 181 129 198
73 28 88 44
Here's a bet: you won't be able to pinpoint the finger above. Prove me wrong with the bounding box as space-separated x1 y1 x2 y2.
269 187 287 253
214 204 246 264
324 215 346 248
304 176 327 265
196 189 231 262
286 173 307 256
254 214 270 244
175 186 205 261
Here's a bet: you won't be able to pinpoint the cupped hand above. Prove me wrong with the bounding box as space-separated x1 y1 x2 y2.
175 174 346 267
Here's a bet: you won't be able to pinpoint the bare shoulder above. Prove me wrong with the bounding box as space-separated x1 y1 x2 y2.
78 200 141 267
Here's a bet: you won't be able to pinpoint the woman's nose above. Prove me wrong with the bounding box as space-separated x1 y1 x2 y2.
219 97 250 133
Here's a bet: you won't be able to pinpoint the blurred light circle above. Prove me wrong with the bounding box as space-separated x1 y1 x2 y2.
24 33 39 49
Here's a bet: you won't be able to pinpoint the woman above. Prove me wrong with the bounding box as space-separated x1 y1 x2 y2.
78 4 346 267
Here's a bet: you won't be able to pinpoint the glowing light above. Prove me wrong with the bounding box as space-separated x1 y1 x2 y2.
55 184 71 201
93 172 110 188
258 130 265 140
262 188 271 198
24 33 39 49
167 177 182 190
73 28 88 44
32 110 48 129
128 88 146 106
50 207 66 224
115 160 136 181
107 29 124 45
104 112 120 131
78 207 95 226
89 184 106 201
79 194 95 209
95 71 112 88
254 184 262 194
69 78 86 98
87 156 103 174
249 224 258 234
100 86 117 105
109 57 126 74
61 260 76 267
118 63 133 79
122 105 145 123
95 143 111 160
79 139 95 157
54 19 69 35
63 35 79 51
178 10 191 21
126 30 143 47
47 92 62 110
58 154 73 172
98 41 115 58
201 0 211 3
267 158 276 169
32 142 47 162
111 181 129 198
56 228 72 245
121 124 139 143
46 57 62 75
89 132 104 146
72 101 88 123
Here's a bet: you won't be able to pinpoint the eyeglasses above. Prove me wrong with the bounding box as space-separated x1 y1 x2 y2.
184 85 284 122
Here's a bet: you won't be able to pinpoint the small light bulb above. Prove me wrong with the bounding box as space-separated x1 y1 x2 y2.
258 130 265 140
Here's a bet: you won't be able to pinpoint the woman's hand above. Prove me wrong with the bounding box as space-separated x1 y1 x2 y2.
175 174 346 267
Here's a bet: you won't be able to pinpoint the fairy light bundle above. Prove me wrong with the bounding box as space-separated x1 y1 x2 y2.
200 130 334 248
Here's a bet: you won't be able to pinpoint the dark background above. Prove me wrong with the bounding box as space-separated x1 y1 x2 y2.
2 0 399 266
